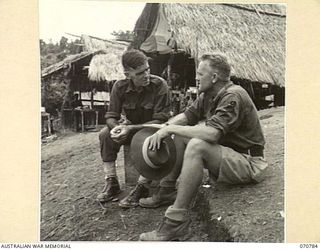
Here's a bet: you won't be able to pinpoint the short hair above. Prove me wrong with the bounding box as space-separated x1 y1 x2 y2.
122 49 148 70
200 54 231 79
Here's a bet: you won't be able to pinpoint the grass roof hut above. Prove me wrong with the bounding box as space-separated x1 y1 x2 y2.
133 3 286 109
41 35 128 129
82 35 128 83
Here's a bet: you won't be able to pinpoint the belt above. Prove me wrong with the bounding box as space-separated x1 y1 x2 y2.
236 145 264 157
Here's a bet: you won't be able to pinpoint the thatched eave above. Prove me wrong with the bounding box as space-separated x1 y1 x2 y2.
41 51 97 78
81 34 129 53
42 35 129 82
88 53 125 82
81 35 128 81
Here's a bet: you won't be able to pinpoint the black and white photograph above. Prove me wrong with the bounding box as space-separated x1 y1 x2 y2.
40 1 286 242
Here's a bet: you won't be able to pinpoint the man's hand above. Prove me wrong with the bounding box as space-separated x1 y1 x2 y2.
147 127 170 150
110 125 131 144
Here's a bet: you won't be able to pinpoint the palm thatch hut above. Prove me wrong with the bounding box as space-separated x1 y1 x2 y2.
133 3 286 109
81 35 128 83
41 35 128 130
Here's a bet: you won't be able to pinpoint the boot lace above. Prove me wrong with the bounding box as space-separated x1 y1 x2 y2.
101 182 110 193
128 184 144 200
102 178 116 192
157 217 167 232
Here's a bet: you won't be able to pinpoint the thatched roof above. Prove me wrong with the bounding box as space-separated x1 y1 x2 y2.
41 35 129 81
81 35 128 81
81 35 129 52
41 51 96 78
134 3 286 87
88 53 125 82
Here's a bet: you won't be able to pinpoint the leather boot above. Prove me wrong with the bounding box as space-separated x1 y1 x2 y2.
97 177 121 202
139 217 191 241
119 183 149 208
139 186 176 208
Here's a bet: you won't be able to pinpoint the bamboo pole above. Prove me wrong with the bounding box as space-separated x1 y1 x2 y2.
194 36 199 98
81 111 85 133
222 4 286 18
95 111 99 128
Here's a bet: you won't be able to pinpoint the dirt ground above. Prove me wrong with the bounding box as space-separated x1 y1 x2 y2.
40 130 208 241
198 106 284 242
40 107 284 242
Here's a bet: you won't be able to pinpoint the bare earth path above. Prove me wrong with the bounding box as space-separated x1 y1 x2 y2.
41 107 284 242
199 107 284 242
41 129 207 241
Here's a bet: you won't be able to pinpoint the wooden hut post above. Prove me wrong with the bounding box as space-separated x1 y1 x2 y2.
90 89 94 109
60 65 74 130
194 36 199 97
61 78 72 129
167 52 174 89
167 63 172 88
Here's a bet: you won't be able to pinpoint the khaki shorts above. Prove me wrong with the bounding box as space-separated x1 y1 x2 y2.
210 145 268 185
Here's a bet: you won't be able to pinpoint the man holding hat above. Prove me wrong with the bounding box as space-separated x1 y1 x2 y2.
139 54 268 241
97 49 178 208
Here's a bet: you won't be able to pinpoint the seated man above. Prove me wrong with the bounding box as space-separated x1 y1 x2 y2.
139 54 268 241
97 49 177 208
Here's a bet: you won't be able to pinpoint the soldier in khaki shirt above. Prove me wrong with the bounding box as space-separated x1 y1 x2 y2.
139 54 268 241
97 49 176 208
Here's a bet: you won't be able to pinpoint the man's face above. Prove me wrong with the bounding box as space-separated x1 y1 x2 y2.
126 62 150 88
196 60 217 93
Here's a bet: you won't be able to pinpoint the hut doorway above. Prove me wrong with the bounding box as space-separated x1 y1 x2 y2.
147 52 196 91
147 52 197 115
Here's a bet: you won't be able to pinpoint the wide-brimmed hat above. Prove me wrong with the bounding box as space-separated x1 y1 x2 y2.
130 127 177 180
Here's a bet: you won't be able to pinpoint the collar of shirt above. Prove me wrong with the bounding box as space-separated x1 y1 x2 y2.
205 80 234 102
125 79 153 93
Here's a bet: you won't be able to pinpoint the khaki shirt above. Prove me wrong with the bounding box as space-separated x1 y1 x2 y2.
184 81 265 150
105 75 170 124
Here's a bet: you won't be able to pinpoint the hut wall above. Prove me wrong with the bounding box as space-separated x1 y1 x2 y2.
273 85 285 107
231 77 280 110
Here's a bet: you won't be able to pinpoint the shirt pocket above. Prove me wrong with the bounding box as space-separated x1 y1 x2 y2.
141 102 154 110
123 102 136 110
122 102 136 117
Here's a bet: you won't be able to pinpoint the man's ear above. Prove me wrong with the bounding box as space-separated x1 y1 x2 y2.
124 67 134 79
124 72 130 78
211 73 218 83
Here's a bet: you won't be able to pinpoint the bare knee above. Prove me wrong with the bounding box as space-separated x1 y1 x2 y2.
185 138 207 155
185 138 220 158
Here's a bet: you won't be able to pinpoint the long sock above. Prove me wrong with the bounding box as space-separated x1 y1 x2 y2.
165 205 189 222
137 175 151 187
103 162 117 179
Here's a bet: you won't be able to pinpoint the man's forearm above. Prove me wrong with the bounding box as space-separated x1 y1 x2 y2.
167 113 189 126
165 124 221 143
128 120 162 132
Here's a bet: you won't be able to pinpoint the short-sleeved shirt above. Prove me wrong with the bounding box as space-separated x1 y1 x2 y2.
105 75 170 124
184 81 265 150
